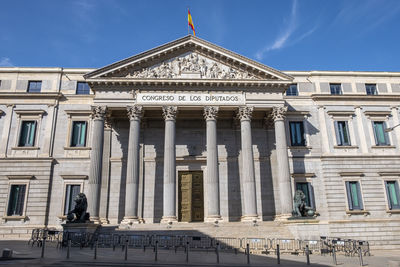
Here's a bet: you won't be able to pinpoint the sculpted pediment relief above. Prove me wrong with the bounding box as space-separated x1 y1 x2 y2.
114 52 261 80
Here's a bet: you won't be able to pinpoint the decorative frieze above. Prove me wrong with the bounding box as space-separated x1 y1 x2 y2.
162 106 178 120
127 105 143 121
125 52 258 80
203 106 219 120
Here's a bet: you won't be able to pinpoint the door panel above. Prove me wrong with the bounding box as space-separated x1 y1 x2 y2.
178 171 204 222
179 173 192 222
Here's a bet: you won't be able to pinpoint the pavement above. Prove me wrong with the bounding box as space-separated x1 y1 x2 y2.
1 241 400 266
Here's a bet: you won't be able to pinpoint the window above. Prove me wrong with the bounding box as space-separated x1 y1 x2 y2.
64 184 81 215
70 121 87 147
296 182 315 209
18 121 37 147
76 82 90 95
330 83 342 95
334 121 351 146
365 84 377 95
345 181 363 210
27 81 42 93
7 184 27 216
385 181 400 210
289 121 305 146
372 121 389 146
286 84 298 96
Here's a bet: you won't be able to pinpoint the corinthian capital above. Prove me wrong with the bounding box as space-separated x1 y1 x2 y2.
271 106 288 121
127 105 143 120
236 106 254 121
203 106 219 120
162 106 178 120
91 106 107 120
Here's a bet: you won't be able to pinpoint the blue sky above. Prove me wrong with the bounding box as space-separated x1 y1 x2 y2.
1 0 399 71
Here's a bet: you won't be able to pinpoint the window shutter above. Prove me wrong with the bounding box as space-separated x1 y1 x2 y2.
344 121 351 146
372 122 379 145
356 182 364 210
28 121 36 146
16 185 26 216
80 122 87 146
385 181 392 210
334 121 342 146
345 182 353 210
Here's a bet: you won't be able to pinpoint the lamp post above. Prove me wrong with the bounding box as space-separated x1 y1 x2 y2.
385 124 400 132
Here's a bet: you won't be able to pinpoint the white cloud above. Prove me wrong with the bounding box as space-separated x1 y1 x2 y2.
0 57 14 67
255 0 318 61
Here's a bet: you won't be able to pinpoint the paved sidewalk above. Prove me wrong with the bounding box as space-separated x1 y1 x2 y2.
1 241 399 266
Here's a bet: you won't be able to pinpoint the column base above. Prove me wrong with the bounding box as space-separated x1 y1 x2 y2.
240 215 259 222
204 215 223 223
100 218 109 224
274 213 292 221
120 216 140 226
160 216 178 224
90 216 102 224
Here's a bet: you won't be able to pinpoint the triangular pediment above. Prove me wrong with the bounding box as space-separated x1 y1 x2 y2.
84 35 293 82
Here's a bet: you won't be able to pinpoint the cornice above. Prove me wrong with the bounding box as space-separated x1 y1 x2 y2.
311 94 400 101
0 92 62 99
84 35 293 81
87 78 292 89
284 70 400 78
0 67 94 74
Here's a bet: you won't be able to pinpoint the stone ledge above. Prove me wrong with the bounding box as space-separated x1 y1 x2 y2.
346 210 370 216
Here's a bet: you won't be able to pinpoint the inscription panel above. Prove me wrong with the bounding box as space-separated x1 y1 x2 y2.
137 93 244 106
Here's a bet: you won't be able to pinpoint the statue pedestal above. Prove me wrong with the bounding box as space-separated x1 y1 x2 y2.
62 223 101 247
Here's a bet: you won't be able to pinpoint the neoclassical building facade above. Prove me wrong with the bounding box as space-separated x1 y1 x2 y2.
0 36 400 249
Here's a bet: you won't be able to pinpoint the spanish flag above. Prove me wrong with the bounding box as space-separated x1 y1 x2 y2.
188 9 195 36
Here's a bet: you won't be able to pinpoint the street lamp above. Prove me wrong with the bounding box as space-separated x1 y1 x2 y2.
385 124 400 132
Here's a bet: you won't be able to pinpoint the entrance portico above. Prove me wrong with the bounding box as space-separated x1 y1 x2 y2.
83 35 294 225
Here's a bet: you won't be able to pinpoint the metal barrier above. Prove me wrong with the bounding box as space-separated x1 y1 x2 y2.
151 235 183 249
242 237 268 252
184 235 213 250
273 238 302 254
213 237 241 252
126 234 150 248
299 240 321 254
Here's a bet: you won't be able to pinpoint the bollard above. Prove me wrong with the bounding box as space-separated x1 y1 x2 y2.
94 240 98 260
41 237 46 258
186 241 189 262
124 239 128 261
67 239 71 259
155 241 158 262
358 246 364 266
332 245 337 265
277 244 280 265
216 242 220 264
306 245 310 265
246 243 250 264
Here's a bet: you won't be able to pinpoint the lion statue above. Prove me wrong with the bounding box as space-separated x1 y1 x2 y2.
292 190 315 217
66 193 90 223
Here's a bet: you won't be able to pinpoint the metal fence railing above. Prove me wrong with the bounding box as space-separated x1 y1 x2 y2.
27 228 371 258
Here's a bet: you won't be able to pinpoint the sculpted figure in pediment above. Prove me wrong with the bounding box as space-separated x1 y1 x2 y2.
125 52 260 80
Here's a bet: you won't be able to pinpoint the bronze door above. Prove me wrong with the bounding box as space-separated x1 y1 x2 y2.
178 171 204 222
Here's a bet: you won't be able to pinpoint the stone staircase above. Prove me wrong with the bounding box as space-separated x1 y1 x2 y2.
102 221 294 239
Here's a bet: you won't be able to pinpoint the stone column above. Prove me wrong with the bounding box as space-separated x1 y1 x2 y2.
204 106 221 222
88 106 106 223
99 112 112 224
161 106 178 223
271 106 293 218
122 105 143 226
237 106 258 221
